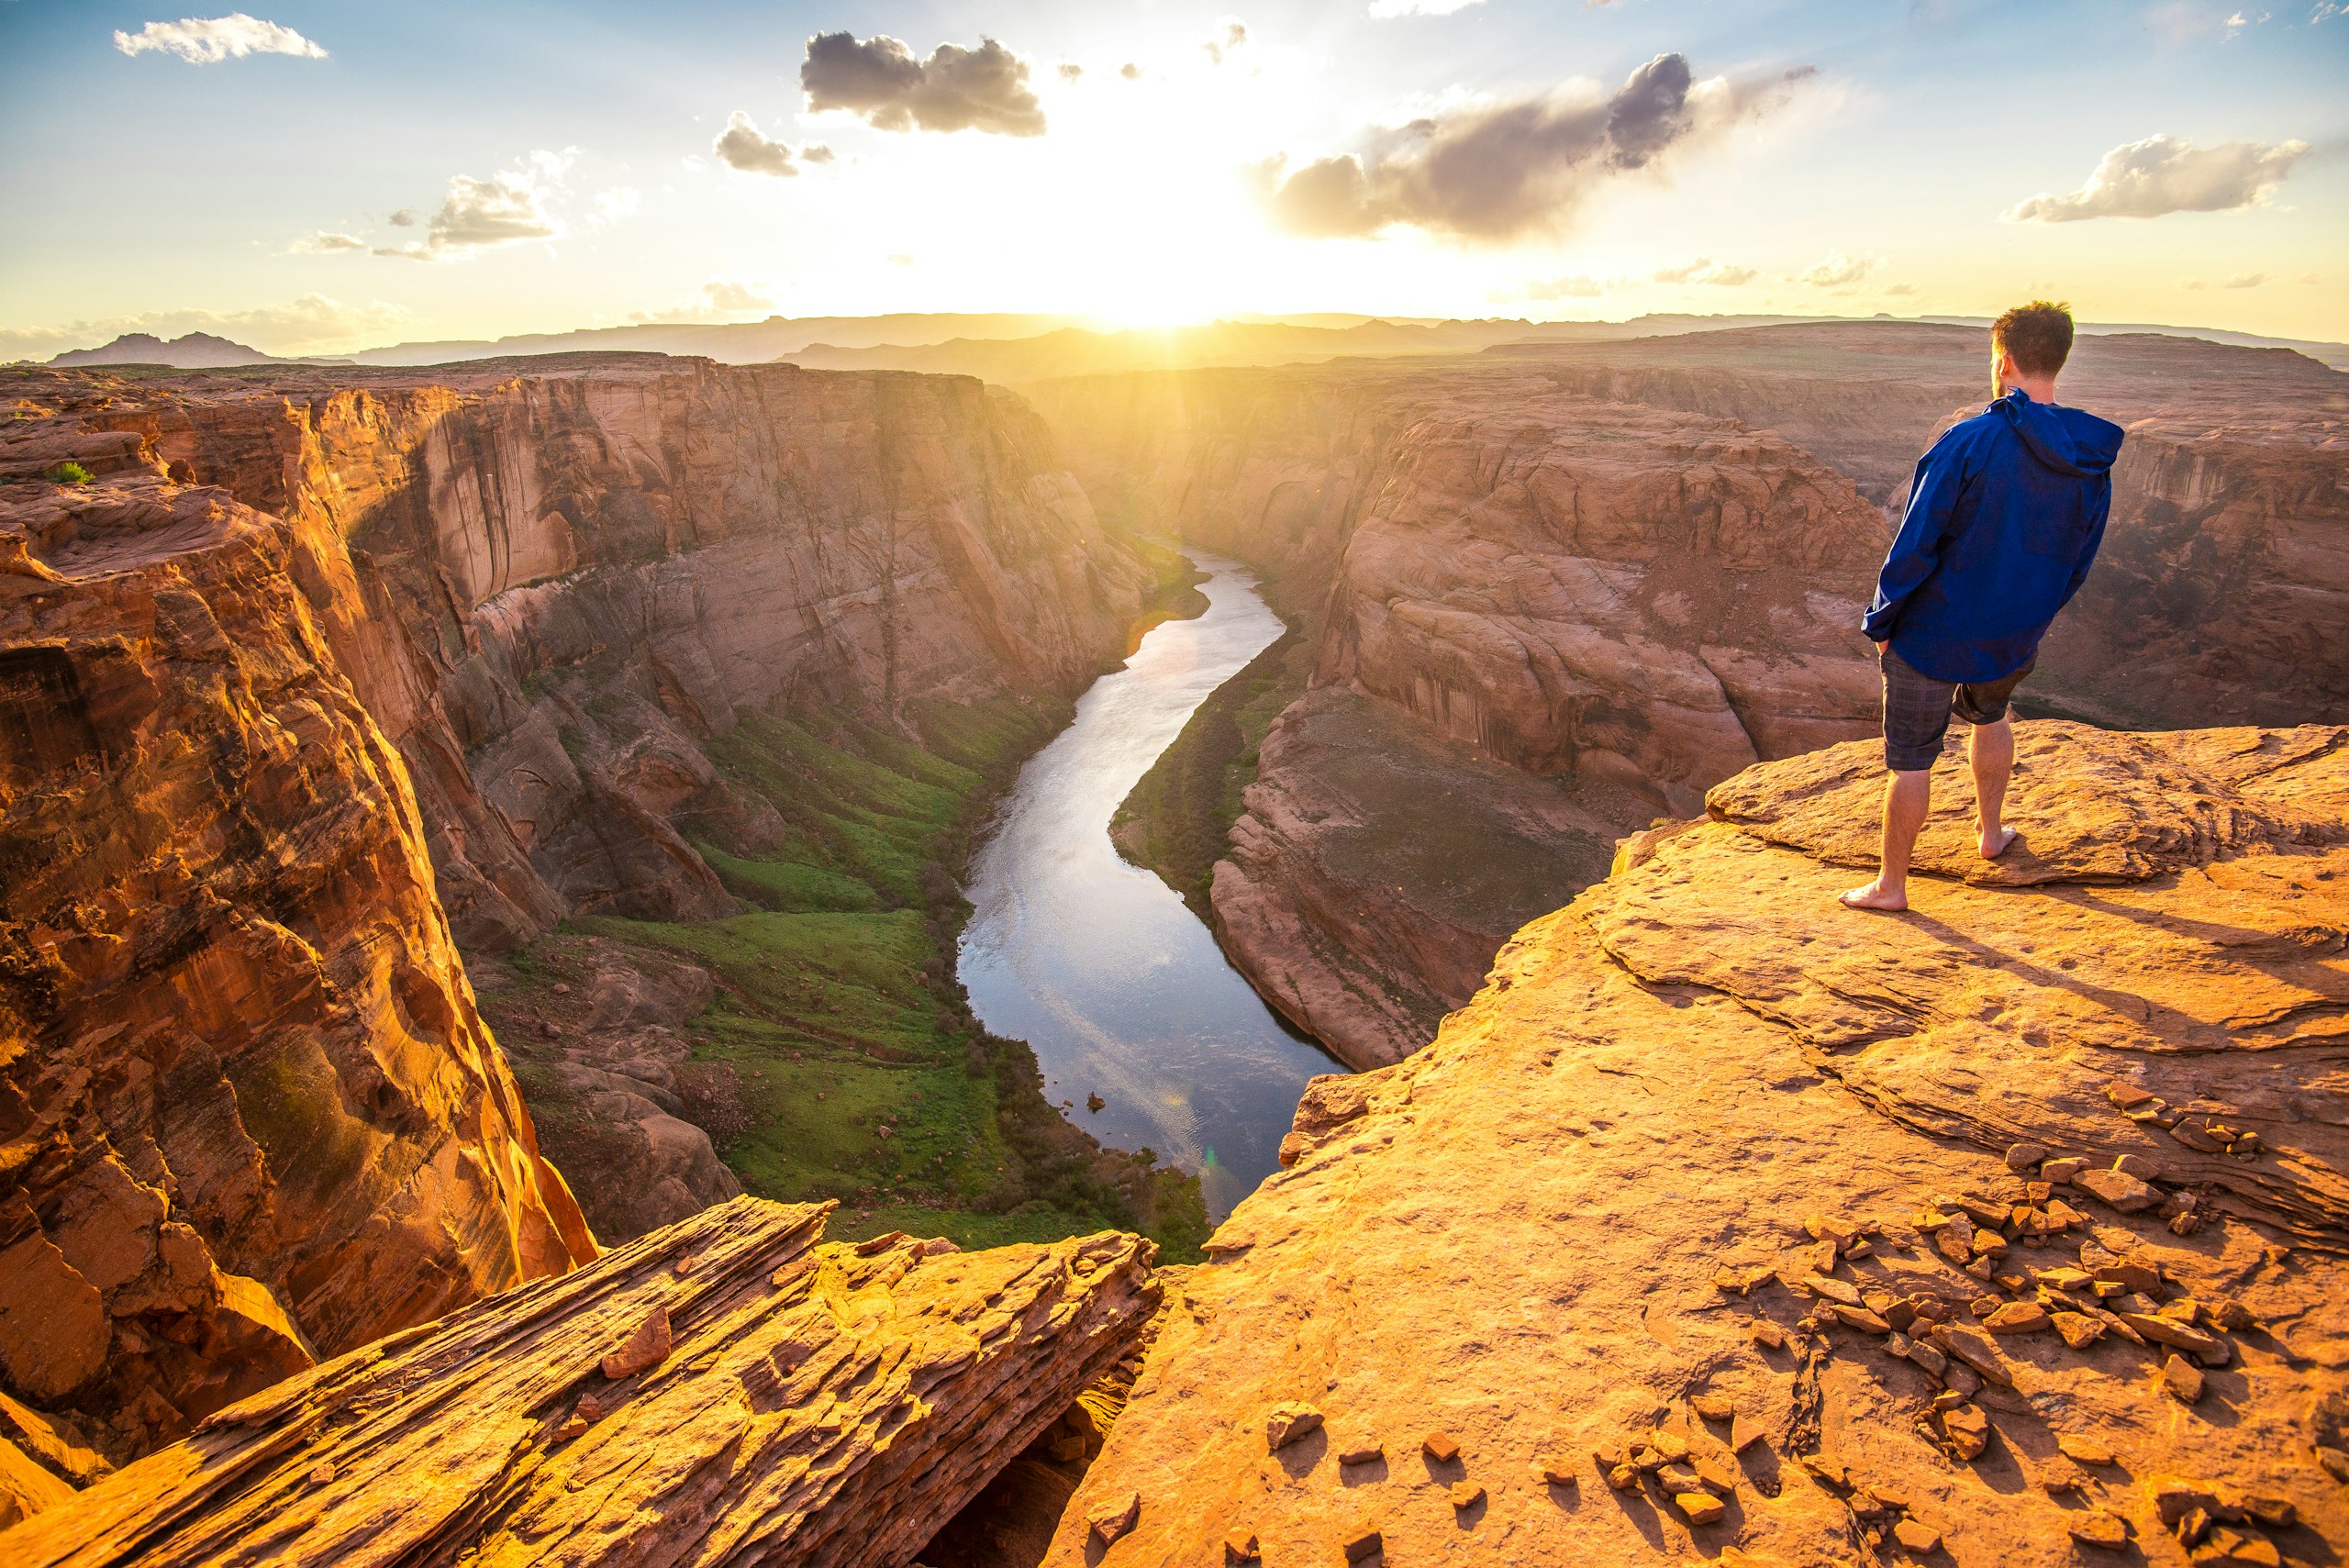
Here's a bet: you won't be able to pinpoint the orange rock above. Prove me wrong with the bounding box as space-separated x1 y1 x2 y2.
600 1305 673 1381
1449 1480 1485 1510
1422 1430 1461 1463
1265 1402 1324 1450
1087 1490 1141 1545
1222 1529 1261 1563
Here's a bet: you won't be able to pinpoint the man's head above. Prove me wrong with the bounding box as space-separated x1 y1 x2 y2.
1991 300 2073 398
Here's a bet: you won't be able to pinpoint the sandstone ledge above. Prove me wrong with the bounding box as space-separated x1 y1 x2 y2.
1047 722 2349 1566
6 1195 1159 1567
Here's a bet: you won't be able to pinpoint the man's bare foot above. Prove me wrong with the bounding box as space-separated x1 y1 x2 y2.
1978 824 2018 861
1839 881 1909 912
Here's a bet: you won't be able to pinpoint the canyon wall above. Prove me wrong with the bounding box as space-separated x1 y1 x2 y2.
1050 721 2349 1566
0 475 593 1472
1040 326 2348 1067
0 356 1159 1486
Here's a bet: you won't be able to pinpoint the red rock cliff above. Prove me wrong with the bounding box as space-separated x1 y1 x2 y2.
0 474 594 1472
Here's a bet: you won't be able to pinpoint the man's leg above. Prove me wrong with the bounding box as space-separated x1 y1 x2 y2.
1969 716 2016 859
1841 769 1932 911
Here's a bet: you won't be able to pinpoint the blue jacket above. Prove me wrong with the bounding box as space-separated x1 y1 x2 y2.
1862 389 2125 684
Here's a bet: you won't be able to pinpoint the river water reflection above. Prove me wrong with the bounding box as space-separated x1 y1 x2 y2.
958 558 1337 1218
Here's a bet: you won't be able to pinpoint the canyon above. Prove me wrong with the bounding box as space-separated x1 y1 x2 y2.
1042 324 2349 1067
3 320 2343 1563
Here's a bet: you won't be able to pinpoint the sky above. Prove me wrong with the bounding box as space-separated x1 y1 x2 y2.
2 0 2345 357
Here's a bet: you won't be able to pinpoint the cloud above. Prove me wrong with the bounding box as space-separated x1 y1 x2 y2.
373 151 572 261
704 281 772 312
2224 271 2267 287
1884 282 1920 296
1369 0 1486 13
1203 20 1248 63
591 188 640 225
113 13 326 63
1058 62 1083 83
1653 256 1755 285
1256 54 1808 243
1 294 406 361
714 110 803 176
386 208 417 228
289 231 367 254
801 32 1045 136
2005 133 2309 221
1794 250 1876 287
1120 62 1142 80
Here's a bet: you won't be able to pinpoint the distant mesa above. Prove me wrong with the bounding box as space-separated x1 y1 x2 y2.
46 331 279 368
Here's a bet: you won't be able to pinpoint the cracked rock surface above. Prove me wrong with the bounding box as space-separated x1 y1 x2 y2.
1045 722 2348 1566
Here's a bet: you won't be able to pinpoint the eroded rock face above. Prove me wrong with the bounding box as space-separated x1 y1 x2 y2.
1048 723 2349 1565
6 356 1152 951
8 1195 1160 1568
0 477 594 1466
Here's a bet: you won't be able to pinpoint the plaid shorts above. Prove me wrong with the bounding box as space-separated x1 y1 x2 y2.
1880 647 2032 772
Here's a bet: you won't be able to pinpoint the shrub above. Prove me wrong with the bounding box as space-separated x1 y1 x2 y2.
47 461 93 485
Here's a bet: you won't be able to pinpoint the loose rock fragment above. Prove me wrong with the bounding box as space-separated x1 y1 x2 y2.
1893 1518 1941 1553
1936 1403 1989 1462
1671 1489 1727 1524
2070 1510 2131 1549
1751 1320 1787 1351
1536 1456 1578 1487
1341 1527 1383 1562
1449 1480 1485 1510
1983 1301 2051 1334
1088 1490 1141 1545
1337 1440 1384 1465
2075 1168 2158 1213
2315 1444 2349 1484
1223 1529 1262 1563
600 1305 673 1380
2005 1142 2049 1171
2040 1460 2089 1495
2111 1153 2163 1180
2162 1355 2205 1404
1728 1414 1767 1453
2056 1433 2117 1467
1265 1403 1324 1450
2041 1157 2087 1184
2053 1311 2106 1350
1691 1393 1735 1423
1422 1429 1461 1463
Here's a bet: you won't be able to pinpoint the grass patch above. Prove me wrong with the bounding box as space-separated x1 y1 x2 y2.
544 695 1207 1262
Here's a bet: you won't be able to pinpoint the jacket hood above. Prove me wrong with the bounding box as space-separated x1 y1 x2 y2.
1994 389 2124 478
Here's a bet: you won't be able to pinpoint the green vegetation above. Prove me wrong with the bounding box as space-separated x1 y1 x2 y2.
537 697 1207 1262
1110 624 1314 918
46 461 93 485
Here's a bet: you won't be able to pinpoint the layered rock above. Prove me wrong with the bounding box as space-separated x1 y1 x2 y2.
6 355 1153 952
7 1195 1161 1567
1042 326 2346 1067
0 476 593 1468
1048 721 2349 1565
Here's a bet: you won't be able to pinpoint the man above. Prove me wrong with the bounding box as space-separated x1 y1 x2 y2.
1840 301 2124 912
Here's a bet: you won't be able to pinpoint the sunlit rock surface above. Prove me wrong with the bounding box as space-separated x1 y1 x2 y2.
1047 722 2349 1565
6 1196 1159 1568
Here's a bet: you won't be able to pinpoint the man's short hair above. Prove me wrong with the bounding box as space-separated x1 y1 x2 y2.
1993 300 2074 378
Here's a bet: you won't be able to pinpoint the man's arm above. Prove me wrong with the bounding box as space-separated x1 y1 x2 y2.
1862 432 1973 645
2056 496 2110 610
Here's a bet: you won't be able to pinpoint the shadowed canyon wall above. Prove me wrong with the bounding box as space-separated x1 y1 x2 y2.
0 356 1160 1485
1036 325 2349 1068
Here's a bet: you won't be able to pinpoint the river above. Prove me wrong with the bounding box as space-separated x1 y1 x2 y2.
958 557 1337 1219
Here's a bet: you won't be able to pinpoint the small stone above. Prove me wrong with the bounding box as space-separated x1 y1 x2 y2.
1894 1518 1942 1553
2041 1461 2089 1494
1607 1462 1642 1491
2111 1152 2164 1180
1691 1393 1735 1423
2005 1142 2049 1171
600 1305 673 1381
1422 1429 1461 1463
1831 1304 1892 1334
557 1418 588 1440
1729 1414 1767 1453
1223 1529 1262 1563
1844 1239 1875 1259
1449 1480 1485 1511
1798 1454 1851 1489
2244 1496 2297 1529
1265 1402 1324 1450
2041 1156 2087 1184
1337 1440 1384 1465
2069 1510 2131 1549
2231 1131 2264 1158
1809 1239 1839 1273
1984 1301 2052 1334
2210 1299 2255 1332
2171 1121 2229 1153
308 1461 336 1485
1537 1456 1578 1487
2117 1310 2225 1361
1671 1489 1728 1525
551 981 571 995
1805 1273 1862 1307
1935 1324 2015 1386
1341 1527 1383 1562
2313 1444 2349 1484
2075 1168 2158 1213
2105 1080 2155 1110
2055 1434 2117 1467
1751 1320 1787 1350
2162 1355 2205 1404
1088 1489 1141 1545
1904 1340 1948 1378
1944 1365 1981 1398
1806 1213 1859 1246
1938 1403 1989 1461
673 1254 699 1276
2053 1312 2106 1350
2146 1475 2241 1526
